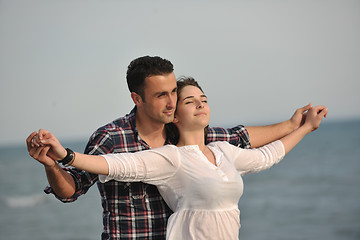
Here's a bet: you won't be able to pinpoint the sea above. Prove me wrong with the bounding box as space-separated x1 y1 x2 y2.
1 119 359 240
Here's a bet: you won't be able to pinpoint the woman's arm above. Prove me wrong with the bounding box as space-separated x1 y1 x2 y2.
229 105 327 174
30 130 179 184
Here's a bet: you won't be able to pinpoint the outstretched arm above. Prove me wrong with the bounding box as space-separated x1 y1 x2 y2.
246 104 313 148
232 105 327 175
29 130 179 185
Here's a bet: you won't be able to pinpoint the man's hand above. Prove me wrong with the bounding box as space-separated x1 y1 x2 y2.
26 130 67 167
289 103 312 130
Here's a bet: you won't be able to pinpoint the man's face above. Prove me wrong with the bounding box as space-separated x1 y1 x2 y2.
139 72 177 125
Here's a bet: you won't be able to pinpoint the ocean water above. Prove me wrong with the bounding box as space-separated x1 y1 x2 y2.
0 120 359 240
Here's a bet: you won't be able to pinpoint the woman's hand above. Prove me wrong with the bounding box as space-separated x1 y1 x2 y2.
26 129 67 167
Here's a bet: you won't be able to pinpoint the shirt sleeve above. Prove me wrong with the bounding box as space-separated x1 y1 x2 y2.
44 128 112 202
219 140 285 175
99 145 181 186
206 125 251 149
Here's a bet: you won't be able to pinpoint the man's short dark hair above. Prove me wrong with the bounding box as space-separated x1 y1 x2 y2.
126 56 174 100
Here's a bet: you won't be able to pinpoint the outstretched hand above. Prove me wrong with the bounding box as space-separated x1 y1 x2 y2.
26 129 67 167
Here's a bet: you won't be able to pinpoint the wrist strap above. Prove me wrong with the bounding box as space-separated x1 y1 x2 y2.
58 148 75 166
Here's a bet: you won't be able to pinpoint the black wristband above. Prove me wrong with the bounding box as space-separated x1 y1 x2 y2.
58 148 75 166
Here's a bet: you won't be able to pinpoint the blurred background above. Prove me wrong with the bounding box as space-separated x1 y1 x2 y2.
1 0 359 239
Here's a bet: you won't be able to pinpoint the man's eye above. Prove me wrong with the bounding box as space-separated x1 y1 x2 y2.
185 101 192 104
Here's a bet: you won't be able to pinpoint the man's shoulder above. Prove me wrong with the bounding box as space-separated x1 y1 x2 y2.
96 110 136 134
207 125 247 136
206 125 250 149
84 109 138 154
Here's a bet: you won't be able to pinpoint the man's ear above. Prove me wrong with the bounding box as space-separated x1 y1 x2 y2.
131 92 142 106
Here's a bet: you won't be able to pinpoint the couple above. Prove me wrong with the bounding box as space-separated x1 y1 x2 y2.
27 56 327 240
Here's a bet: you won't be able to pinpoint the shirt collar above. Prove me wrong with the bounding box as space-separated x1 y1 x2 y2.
127 106 139 140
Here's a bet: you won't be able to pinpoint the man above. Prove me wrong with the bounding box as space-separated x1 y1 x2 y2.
28 56 310 239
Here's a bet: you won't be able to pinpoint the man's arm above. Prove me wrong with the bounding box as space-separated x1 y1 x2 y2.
246 104 312 148
44 164 76 198
27 131 76 198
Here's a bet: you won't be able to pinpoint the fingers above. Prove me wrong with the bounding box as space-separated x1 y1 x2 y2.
28 145 55 167
311 105 327 115
28 145 46 159
38 132 59 147
29 132 42 148
26 129 62 167
26 129 53 149
38 129 50 141
306 105 328 131
26 131 37 151
298 103 312 114
312 105 328 118
317 106 328 119
304 103 312 111
39 137 57 147
39 146 51 158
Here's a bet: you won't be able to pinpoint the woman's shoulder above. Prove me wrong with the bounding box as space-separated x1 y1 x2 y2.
208 141 232 148
148 144 179 153
208 141 241 154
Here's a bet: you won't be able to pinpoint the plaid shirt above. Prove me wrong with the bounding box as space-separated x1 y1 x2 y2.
45 107 251 240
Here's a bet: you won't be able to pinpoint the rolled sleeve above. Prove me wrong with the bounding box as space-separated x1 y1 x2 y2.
207 125 251 149
44 167 98 203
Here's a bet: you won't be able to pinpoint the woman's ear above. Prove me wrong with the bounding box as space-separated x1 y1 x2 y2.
173 116 178 123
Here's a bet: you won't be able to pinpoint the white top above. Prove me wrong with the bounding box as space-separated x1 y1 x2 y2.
100 140 285 240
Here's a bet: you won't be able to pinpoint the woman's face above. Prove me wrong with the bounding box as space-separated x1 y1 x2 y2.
174 85 210 131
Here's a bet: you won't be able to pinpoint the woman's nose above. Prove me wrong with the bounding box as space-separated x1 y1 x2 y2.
197 101 204 108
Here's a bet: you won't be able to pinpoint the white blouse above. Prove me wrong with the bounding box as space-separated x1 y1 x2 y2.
100 140 285 240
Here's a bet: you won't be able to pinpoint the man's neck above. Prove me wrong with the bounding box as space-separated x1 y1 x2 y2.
136 115 167 149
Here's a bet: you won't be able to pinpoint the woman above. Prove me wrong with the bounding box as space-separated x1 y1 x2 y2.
27 77 327 239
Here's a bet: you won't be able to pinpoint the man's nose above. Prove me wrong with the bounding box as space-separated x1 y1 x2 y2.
167 95 176 109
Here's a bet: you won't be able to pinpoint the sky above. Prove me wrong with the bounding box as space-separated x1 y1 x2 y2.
0 0 359 146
